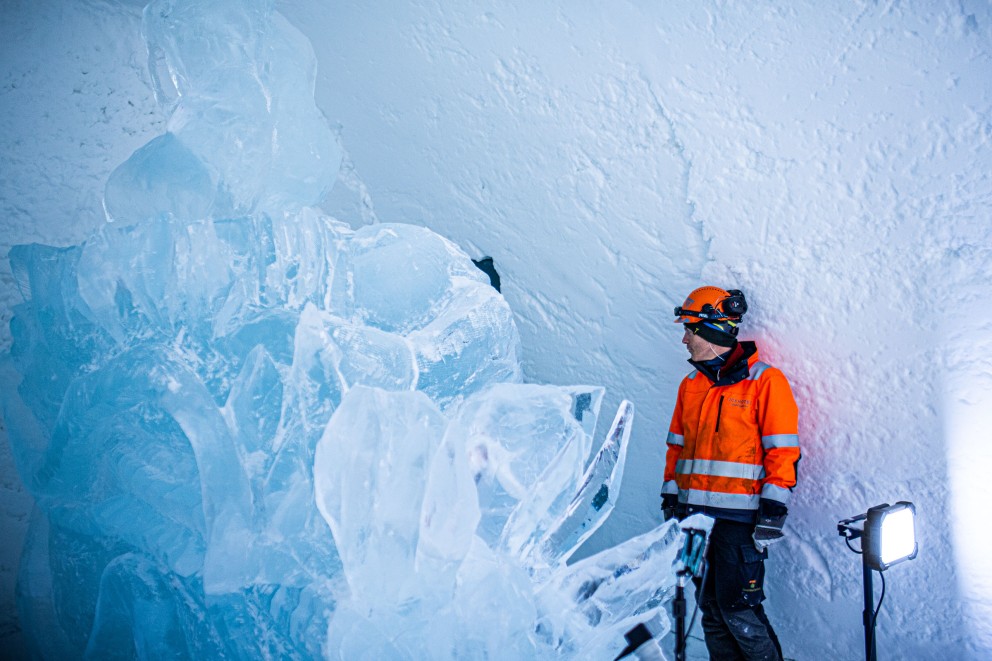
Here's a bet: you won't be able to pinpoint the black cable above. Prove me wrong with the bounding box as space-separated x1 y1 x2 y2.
867 570 886 656
845 536 863 554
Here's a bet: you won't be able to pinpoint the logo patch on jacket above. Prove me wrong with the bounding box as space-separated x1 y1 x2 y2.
728 397 751 408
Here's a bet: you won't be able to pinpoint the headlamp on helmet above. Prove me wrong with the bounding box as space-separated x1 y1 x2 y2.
674 286 748 324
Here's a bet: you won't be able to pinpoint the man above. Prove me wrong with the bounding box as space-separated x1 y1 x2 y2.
661 286 800 661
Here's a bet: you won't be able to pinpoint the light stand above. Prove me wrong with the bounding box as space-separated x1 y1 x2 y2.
860 539 878 661
673 571 689 661
614 517 712 661
838 501 918 661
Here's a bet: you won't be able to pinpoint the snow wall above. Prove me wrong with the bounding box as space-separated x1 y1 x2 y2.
1 1 990 659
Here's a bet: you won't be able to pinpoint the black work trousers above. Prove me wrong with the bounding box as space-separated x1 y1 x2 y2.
693 520 783 661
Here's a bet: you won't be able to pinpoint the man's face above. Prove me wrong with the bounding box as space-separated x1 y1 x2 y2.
682 325 723 361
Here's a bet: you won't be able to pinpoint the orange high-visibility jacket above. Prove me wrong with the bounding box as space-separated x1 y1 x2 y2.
662 341 800 514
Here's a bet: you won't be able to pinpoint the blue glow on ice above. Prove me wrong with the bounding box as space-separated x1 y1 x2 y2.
1 1 683 658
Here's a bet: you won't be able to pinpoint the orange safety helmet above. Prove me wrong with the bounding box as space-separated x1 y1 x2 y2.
674 286 748 324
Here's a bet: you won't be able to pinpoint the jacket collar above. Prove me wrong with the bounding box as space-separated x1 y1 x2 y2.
689 341 758 386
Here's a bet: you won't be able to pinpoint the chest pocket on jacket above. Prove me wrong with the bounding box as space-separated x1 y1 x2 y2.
715 395 759 460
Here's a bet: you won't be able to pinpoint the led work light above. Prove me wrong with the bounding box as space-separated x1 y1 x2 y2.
863 502 918 571
837 501 918 661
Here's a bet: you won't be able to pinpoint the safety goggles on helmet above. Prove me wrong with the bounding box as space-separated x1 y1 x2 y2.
674 286 748 323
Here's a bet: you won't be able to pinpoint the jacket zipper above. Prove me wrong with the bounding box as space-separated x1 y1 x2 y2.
715 395 725 433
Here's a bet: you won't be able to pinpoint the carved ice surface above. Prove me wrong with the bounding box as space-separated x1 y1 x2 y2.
1 0 684 658
314 386 680 660
105 0 341 223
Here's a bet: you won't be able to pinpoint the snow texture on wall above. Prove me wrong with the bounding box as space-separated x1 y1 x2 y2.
1 0 991 659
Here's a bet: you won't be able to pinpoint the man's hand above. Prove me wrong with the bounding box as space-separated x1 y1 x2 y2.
661 493 679 521
753 498 788 552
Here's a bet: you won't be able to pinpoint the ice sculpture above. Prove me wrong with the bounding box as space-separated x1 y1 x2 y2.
1 0 685 658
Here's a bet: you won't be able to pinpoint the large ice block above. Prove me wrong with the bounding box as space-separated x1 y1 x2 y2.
314 386 447 612
437 383 603 557
529 399 635 570
105 0 340 222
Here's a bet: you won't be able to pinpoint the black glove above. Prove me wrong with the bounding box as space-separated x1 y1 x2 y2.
661 493 679 521
753 498 788 552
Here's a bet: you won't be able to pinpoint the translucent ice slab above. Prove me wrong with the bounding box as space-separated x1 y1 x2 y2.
106 0 340 222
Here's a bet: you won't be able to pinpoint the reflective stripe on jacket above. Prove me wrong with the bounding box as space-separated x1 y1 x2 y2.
661 341 800 514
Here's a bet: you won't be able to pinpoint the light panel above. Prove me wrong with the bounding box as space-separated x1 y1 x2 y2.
879 505 916 566
865 501 918 571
